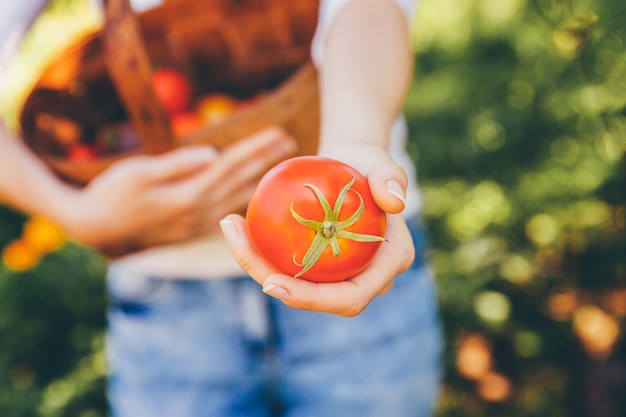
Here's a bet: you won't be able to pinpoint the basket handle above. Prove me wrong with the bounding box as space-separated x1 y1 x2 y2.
100 0 174 154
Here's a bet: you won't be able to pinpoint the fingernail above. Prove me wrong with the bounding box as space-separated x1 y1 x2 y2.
386 180 406 207
219 217 239 243
188 147 218 167
263 284 291 301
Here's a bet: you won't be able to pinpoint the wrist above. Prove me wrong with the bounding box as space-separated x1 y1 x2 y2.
317 138 385 163
44 185 86 239
43 184 103 246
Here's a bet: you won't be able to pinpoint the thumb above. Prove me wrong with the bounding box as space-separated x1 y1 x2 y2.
132 146 217 183
367 161 408 214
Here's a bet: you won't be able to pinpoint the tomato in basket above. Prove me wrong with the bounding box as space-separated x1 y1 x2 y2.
151 67 193 115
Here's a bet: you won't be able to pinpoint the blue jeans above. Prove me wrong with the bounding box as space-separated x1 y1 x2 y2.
106 217 443 417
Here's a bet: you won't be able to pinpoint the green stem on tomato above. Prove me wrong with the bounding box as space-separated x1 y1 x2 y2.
290 177 384 278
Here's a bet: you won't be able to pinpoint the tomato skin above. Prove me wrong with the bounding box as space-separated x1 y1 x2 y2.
151 68 193 115
246 156 386 283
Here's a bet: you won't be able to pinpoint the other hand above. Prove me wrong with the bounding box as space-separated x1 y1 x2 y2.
62 126 296 255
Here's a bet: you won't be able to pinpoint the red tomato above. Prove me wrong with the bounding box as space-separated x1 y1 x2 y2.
151 67 193 115
170 111 203 140
246 156 386 283
67 144 99 162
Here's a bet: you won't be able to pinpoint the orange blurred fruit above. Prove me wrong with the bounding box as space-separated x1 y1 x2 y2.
196 93 237 125
573 305 620 359
171 112 204 140
546 286 579 321
22 216 65 254
477 371 512 402
36 113 82 146
456 333 492 380
2 239 40 271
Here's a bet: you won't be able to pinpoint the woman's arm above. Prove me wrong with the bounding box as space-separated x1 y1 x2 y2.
0 123 81 226
0 122 214 247
318 0 413 156
317 0 413 215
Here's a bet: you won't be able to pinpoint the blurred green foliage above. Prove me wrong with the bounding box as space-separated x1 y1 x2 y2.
407 0 626 416
1 0 625 416
0 231 108 417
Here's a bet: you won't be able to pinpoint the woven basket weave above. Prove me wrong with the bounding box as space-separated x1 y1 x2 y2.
19 0 320 185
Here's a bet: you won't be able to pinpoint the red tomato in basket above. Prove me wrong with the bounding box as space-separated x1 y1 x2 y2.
151 67 193 115
67 144 99 162
171 111 204 140
246 156 386 283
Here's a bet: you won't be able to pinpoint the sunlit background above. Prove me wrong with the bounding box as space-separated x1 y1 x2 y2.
1 0 625 416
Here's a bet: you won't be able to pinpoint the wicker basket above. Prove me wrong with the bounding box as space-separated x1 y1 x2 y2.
19 0 320 185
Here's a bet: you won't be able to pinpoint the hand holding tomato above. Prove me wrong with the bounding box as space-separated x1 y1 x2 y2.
220 149 415 317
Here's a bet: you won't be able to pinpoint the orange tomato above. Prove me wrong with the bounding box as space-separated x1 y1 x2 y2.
36 113 82 146
170 112 204 140
2 240 40 271
195 93 237 125
22 216 65 255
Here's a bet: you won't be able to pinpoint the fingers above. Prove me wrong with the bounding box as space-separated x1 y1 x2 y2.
111 126 291 189
261 277 372 317
222 126 297 168
263 214 414 316
161 126 297 221
367 161 408 214
112 145 218 184
219 213 368 316
220 212 414 317
351 213 415 286
200 126 297 192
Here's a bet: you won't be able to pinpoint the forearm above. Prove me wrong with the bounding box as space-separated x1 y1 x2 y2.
317 0 413 153
0 123 78 226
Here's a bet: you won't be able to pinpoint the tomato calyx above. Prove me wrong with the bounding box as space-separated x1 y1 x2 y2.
290 178 385 278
